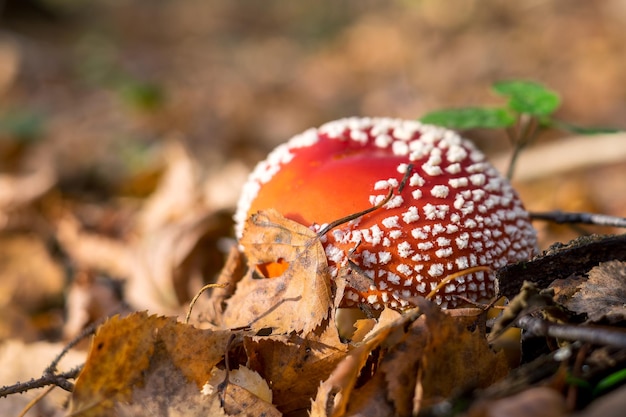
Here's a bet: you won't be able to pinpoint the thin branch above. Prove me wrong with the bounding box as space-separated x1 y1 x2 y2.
1 318 102 399
530 210 626 228
517 315 626 349
0 366 83 398
316 164 414 238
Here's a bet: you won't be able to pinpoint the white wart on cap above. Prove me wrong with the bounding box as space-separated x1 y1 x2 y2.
235 117 537 309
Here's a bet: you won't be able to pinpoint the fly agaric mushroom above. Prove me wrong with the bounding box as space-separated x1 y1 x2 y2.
235 117 537 309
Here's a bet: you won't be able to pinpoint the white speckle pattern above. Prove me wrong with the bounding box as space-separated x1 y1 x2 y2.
397 264 413 276
428 263 445 277
397 241 413 258
402 206 420 224
234 117 538 310
382 216 400 229
431 185 450 198
378 251 392 265
409 173 426 187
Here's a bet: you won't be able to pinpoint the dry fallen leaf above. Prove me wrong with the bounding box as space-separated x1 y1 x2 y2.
0 149 55 212
245 333 347 414
312 300 509 417
311 309 422 417
222 209 332 335
69 311 237 416
566 261 626 323
0 233 65 312
204 367 280 417
413 300 510 413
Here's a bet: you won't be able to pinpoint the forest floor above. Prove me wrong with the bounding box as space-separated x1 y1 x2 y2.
1 1 626 416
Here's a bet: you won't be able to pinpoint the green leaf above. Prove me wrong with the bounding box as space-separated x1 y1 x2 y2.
493 80 560 116
593 368 626 397
420 107 515 130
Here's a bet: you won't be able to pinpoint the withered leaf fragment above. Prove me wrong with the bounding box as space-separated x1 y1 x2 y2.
223 209 333 335
566 260 626 323
245 333 347 414
312 300 509 417
69 312 236 416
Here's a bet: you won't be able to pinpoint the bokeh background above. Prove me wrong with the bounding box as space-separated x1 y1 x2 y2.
2 0 626 187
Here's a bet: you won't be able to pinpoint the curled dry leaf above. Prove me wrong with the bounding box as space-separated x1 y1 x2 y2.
135 140 202 234
245 333 347 414
56 214 132 280
69 311 238 416
0 234 65 312
0 149 55 213
191 245 247 328
311 308 422 417
222 209 332 335
412 299 509 413
56 139 234 317
204 367 280 417
205 366 273 403
312 300 509 417
565 260 626 323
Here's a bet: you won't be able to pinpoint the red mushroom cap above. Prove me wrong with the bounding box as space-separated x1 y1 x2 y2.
235 117 537 309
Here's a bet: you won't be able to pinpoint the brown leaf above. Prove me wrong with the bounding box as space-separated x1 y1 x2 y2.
191 245 247 328
56 214 132 280
414 299 510 412
69 312 236 416
246 333 347 414
310 337 380 417
222 209 332 335
311 309 421 417
313 301 509 417
136 140 202 233
0 233 65 312
127 211 230 313
343 372 395 417
0 149 55 211
204 367 280 417
115 349 226 417
566 260 626 323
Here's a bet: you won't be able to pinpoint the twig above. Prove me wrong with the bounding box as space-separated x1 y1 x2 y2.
45 321 98 376
1 318 100 398
517 315 626 349
316 189 393 238
316 164 414 238
530 211 626 228
0 366 83 397
185 283 229 324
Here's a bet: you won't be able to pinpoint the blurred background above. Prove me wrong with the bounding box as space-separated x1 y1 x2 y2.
2 0 625 183
0 0 625 350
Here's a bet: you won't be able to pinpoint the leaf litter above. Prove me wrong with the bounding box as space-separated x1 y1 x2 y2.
63 207 517 417
2 139 626 415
